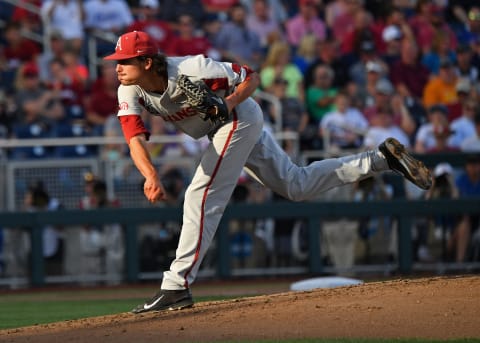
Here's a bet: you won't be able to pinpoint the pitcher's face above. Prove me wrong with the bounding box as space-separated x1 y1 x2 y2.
115 58 147 86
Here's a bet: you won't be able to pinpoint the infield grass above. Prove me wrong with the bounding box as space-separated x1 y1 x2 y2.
0 290 227 330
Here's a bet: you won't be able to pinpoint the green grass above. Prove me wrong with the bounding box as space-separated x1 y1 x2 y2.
0 292 231 330
0 298 139 329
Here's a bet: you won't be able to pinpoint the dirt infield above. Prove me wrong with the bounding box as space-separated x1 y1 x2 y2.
1 275 479 342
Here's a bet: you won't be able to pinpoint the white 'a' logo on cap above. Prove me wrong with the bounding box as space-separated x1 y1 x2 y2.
116 37 122 51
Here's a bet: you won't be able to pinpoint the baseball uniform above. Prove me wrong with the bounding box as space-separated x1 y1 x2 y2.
115 54 390 290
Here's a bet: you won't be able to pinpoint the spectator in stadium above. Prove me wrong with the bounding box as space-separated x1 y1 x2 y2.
363 78 416 138
167 14 219 59
380 25 403 67
84 60 119 135
390 39 430 102
79 172 100 210
245 0 285 54
422 58 460 116
449 154 480 262
348 39 386 90
461 111 480 152
213 3 263 70
325 0 349 30
243 0 288 27
45 56 85 120
126 0 176 54
408 0 457 54
0 21 41 71
340 9 383 57
353 174 395 265
92 180 124 285
455 6 480 46
37 30 66 84
450 97 478 149
61 48 89 89
201 0 238 14
84 0 133 36
421 28 457 75
11 0 42 34
320 92 369 150
328 0 363 45
266 77 309 155
161 0 206 27
3 181 63 283
414 104 454 153
305 64 338 124
416 162 459 262
455 43 479 84
319 182 359 276
78 178 122 284
363 107 410 149
14 62 65 128
357 60 386 108
260 41 304 101
293 34 318 76
40 0 85 54
376 6 414 46
28 181 64 275
285 0 327 49
304 38 350 89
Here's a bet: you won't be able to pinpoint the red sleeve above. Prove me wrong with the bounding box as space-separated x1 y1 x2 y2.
118 115 150 143
231 63 255 78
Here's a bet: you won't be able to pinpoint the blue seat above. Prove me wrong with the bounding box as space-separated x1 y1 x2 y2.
65 105 85 121
53 122 96 158
10 123 53 159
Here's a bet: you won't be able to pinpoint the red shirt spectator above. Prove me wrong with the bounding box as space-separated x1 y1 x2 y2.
1 21 40 69
340 9 383 56
390 39 430 100
45 57 85 108
85 61 119 129
12 0 42 31
202 0 238 13
408 2 457 54
167 14 217 57
126 0 176 54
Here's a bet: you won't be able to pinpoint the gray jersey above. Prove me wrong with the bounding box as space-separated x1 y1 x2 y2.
117 55 250 139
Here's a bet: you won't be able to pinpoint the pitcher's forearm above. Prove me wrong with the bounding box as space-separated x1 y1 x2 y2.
128 135 159 180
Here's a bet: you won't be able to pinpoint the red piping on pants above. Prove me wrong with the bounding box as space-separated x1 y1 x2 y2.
183 113 238 288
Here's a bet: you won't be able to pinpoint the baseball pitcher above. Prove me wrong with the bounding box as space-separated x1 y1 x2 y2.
103 31 432 313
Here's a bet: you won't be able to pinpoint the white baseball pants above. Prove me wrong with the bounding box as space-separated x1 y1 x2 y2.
161 98 389 290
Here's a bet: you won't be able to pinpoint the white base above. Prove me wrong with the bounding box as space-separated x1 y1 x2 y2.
290 276 363 291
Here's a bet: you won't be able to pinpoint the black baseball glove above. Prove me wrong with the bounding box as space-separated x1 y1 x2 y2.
177 74 230 123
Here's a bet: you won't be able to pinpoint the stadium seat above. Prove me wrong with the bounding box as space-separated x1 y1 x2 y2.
10 123 53 159
52 122 96 158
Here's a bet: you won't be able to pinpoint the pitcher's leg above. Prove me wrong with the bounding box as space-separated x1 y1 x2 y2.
245 129 389 202
162 108 263 290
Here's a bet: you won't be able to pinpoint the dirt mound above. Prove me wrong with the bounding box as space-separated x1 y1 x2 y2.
2 276 479 342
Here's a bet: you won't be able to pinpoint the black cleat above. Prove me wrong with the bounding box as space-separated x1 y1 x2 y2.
131 289 193 314
379 137 432 190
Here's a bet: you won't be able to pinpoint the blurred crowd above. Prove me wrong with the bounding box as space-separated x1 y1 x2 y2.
1 0 480 280
0 0 479 159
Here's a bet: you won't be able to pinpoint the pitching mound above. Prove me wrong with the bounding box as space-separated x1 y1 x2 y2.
2 275 479 342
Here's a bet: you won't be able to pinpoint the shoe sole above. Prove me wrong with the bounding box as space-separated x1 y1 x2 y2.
384 138 432 190
164 298 194 311
131 298 194 314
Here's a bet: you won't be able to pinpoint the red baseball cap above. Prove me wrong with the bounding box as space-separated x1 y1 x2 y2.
104 31 158 60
